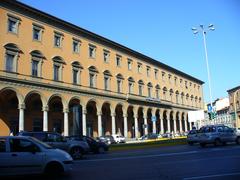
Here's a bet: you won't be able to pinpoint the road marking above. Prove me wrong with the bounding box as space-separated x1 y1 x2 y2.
183 172 240 180
76 150 198 163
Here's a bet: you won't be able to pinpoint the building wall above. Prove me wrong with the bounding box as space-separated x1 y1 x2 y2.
0 0 204 137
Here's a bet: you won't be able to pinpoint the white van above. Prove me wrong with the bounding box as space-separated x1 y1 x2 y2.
0 136 73 177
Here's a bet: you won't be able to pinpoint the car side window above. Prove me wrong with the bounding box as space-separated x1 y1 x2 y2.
9 139 40 152
47 133 62 142
217 127 223 132
0 139 6 152
34 133 47 142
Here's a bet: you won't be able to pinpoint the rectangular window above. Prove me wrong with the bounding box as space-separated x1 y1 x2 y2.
73 40 80 53
128 82 133 94
116 55 121 67
32 60 38 77
54 33 62 47
148 87 151 98
137 63 142 73
103 50 110 63
117 79 121 93
154 69 158 79
33 28 40 41
8 19 18 33
89 73 95 88
73 69 78 84
104 76 109 90
146 66 150 77
89 45 96 58
6 54 14 72
128 59 132 70
156 89 159 99
139 85 143 96
53 64 60 81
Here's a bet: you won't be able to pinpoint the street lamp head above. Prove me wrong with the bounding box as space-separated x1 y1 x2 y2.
209 27 215 31
191 27 197 31
193 31 198 34
208 24 214 28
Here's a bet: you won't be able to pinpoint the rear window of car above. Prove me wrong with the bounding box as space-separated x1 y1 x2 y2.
0 138 6 152
33 133 46 141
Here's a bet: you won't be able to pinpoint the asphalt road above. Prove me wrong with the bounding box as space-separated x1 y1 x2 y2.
5 143 240 180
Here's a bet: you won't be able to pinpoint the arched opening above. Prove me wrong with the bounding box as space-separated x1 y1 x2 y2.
182 113 186 132
69 98 82 136
48 96 63 134
86 101 97 137
163 110 168 133
176 112 180 134
25 93 43 132
170 111 174 133
156 109 160 134
0 89 19 135
102 102 111 135
147 109 152 134
115 104 124 136
138 107 144 137
127 106 134 138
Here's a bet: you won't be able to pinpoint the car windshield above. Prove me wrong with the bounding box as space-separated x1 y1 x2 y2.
29 137 53 149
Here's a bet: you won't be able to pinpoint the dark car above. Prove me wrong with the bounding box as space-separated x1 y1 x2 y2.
17 131 90 159
139 133 158 140
67 136 109 154
98 135 116 145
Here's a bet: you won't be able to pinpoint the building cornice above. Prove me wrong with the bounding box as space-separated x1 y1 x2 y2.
0 0 204 85
227 86 240 93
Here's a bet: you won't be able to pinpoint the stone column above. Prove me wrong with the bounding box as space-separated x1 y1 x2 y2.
143 114 148 135
123 113 128 138
64 108 69 136
97 112 102 137
173 118 177 133
18 103 25 132
82 107 87 136
134 116 138 138
185 119 188 131
179 117 182 133
42 105 49 132
167 112 170 133
111 113 116 135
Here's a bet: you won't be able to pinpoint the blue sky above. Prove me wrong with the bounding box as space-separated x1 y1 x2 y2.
20 0 240 103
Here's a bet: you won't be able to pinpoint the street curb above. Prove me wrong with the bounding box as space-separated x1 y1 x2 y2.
109 138 187 152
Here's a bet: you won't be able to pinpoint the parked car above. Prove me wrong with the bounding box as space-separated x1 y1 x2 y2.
17 131 90 159
66 136 109 153
162 133 173 138
98 135 116 145
198 125 240 147
187 129 199 145
112 134 126 143
139 133 158 140
0 136 72 177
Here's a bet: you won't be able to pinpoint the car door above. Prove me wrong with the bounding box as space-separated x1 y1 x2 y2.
8 137 44 175
0 137 13 176
47 133 68 151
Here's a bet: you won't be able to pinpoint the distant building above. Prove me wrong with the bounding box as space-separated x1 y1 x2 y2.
227 86 240 128
203 97 234 128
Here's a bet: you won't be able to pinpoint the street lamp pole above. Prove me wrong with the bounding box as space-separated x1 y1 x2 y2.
192 24 215 111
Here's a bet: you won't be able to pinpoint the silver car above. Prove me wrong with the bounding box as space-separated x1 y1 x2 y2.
198 125 240 147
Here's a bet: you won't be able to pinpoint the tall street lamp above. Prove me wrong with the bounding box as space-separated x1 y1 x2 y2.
192 24 215 112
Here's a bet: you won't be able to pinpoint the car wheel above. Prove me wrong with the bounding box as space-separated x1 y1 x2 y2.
44 162 63 176
236 137 240 145
214 138 222 146
98 147 105 154
200 143 206 148
70 147 83 159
